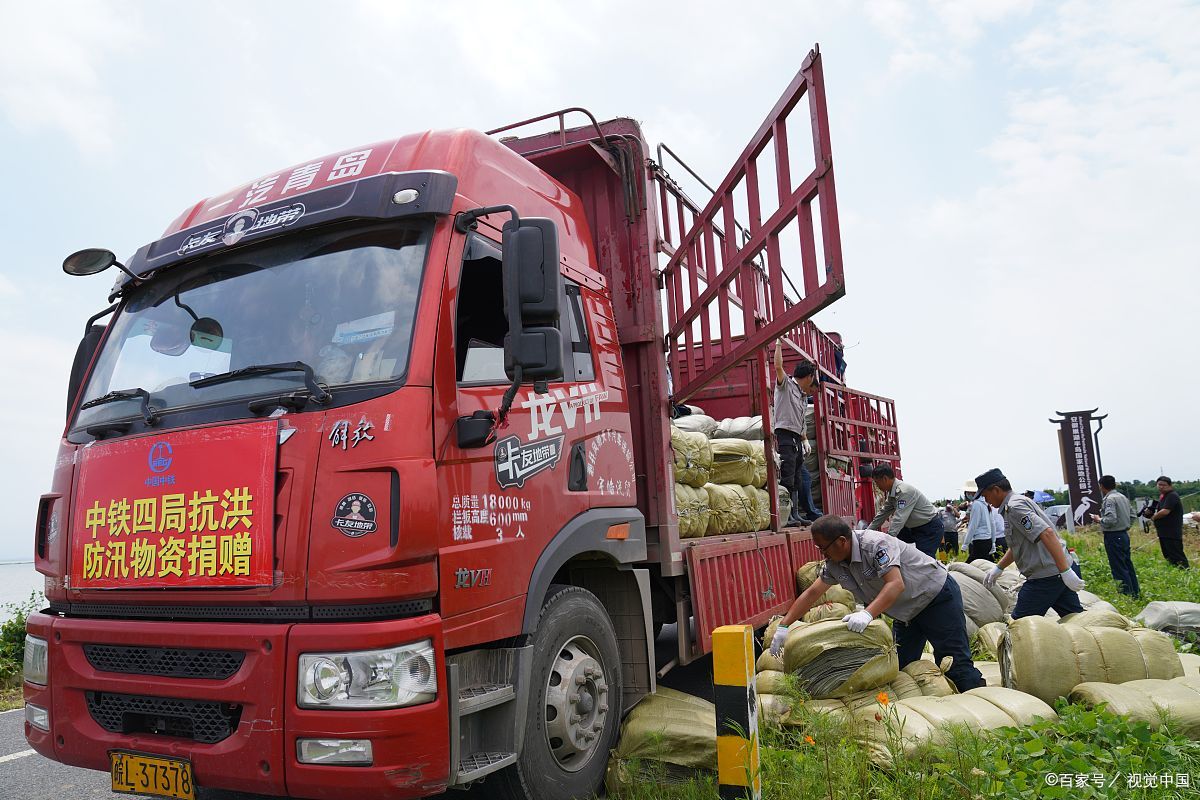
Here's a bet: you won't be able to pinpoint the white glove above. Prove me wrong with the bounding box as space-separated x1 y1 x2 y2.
983 566 1002 588
802 439 813 456
769 624 789 657
1060 568 1086 592
842 610 873 633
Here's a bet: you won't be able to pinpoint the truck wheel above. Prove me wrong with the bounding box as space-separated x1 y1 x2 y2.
496 584 622 800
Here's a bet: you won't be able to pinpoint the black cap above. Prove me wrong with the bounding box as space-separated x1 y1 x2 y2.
974 468 1006 493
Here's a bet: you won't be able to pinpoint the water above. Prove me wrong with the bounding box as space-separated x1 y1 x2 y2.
0 562 44 615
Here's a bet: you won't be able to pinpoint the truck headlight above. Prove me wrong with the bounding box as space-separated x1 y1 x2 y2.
23 635 48 686
297 640 436 709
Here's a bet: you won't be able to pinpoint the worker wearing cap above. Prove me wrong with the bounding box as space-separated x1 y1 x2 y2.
770 515 984 691
867 464 943 557
975 468 1085 618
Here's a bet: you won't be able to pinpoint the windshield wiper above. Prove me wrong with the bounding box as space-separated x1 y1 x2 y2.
80 387 158 425
190 361 332 403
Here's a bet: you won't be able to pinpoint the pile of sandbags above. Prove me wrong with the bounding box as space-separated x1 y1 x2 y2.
854 687 1058 762
1069 676 1200 739
674 484 711 539
712 415 764 441
670 426 712 488
781 619 899 699
795 560 858 609
999 615 1184 705
674 413 718 437
900 658 957 697
703 484 759 536
604 687 716 794
955 561 1017 615
1136 601 1200 637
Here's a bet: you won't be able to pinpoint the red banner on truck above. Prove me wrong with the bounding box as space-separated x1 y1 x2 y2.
70 422 277 589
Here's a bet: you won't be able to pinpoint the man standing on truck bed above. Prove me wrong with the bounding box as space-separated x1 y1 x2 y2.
773 340 822 525
770 515 984 691
867 464 943 557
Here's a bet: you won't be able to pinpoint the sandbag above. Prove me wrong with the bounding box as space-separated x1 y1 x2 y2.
703 483 757 536
795 560 858 609
1136 601 1200 632
782 619 898 699
975 661 1002 686
709 440 758 486
1000 616 1185 705
604 687 716 794
712 415 764 441
1077 590 1119 614
1070 678 1200 739
976 622 1007 660
757 649 784 673
670 426 713 488
951 560 1015 613
902 658 957 697
968 686 1057 725
778 484 792 527
674 483 711 539
753 486 771 531
673 413 717 437
1059 608 1135 630
963 614 978 641
950 572 1004 627
889 671 923 700
756 670 791 695
803 602 853 624
749 441 768 488
757 693 792 725
1180 653 1200 677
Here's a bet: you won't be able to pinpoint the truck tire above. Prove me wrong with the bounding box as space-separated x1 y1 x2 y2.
495 584 622 800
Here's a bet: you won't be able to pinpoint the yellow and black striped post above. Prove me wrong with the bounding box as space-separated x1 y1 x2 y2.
713 624 761 800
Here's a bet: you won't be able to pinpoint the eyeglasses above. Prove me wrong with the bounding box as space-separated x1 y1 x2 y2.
814 537 843 555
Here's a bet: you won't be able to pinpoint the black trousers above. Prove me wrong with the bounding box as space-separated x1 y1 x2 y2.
893 578 984 691
1159 535 1191 569
898 516 944 558
967 538 1007 563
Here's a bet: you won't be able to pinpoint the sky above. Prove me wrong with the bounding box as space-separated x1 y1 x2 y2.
1 0 1198 560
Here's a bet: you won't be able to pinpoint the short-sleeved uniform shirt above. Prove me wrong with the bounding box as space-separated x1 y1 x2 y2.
869 480 938 533
1154 490 1184 539
999 492 1065 579
819 529 948 623
773 377 807 436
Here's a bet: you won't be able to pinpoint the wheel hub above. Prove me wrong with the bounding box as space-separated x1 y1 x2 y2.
543 636 610 772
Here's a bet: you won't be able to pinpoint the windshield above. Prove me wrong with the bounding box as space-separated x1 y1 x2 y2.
73 222 429 431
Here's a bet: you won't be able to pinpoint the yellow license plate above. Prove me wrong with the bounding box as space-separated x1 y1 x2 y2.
110 751 196 800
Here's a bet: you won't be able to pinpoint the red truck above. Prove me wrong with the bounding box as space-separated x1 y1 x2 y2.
24 47 900 800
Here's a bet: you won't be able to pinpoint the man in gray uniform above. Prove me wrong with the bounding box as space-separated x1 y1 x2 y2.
773 340 821 524
1090 475 1140 597
976 468 1085 618
868 464 943 557
770 515 983 691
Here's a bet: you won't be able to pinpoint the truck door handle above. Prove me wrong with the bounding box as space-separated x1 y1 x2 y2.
568 441 587 492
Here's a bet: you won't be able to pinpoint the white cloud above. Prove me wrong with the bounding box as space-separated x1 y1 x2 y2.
0 1 141 156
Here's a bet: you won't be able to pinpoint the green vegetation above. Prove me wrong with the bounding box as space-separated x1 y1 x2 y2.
0 592 39 710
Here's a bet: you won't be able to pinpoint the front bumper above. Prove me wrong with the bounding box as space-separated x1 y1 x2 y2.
24 611 450 800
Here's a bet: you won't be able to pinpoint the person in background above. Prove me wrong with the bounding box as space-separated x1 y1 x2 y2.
773 340 822 524
1089 475 1140 597
827 331 847 381
976 468 1084 618
1149 476 1190 569
962 480 1006 563
867 464 943 557
938 503 959 556
769 515 984 691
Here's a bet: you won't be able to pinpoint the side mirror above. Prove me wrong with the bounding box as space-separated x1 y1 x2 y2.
67 324 106 420
501 217 562 381
502 218 560 324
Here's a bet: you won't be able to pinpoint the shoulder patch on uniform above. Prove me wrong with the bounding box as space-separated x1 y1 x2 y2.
876 549 890 567
1020 515 1033 532
896 498 908 510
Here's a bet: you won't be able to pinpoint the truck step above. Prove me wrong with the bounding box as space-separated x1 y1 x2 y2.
457 682 515 715
457 751 517 782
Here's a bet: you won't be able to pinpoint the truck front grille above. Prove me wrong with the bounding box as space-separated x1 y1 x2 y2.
85 691 242 744
83 644 244 680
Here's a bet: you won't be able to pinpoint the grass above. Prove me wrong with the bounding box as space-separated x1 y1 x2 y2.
0 592 39 711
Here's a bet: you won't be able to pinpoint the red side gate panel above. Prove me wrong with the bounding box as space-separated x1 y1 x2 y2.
685 533 796 654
